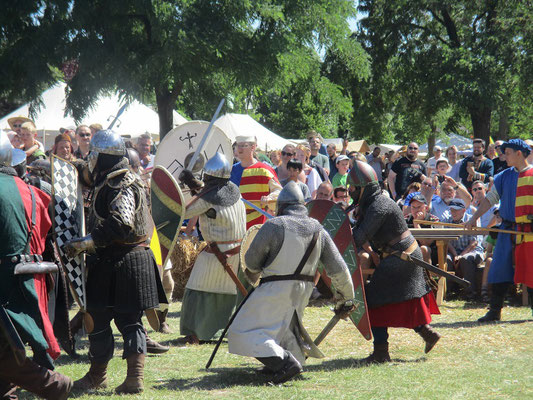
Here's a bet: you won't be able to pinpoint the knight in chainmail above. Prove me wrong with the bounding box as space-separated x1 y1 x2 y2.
64 130 166 395
348 160 441 363
226 181 355 384
177 152 246 344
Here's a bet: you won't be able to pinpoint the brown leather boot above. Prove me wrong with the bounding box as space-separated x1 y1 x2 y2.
417 324 441 354
115 353 144 394
3 358 72 400
73 362 108 391
156 309 172 334
363 343 391 364
146 336 169 354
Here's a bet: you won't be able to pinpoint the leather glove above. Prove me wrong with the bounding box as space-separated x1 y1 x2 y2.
64 235 96 259
334 299 356 319
178 169 204 193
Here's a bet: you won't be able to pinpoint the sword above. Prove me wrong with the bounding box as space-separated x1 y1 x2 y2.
314 314 341 347
187 98 225 171
241 198 273 220
206 287 255 370
398 252 470 287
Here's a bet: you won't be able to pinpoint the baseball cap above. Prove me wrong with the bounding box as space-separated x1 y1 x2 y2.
449 198 466 210
410 193 427 205
336 155 350 164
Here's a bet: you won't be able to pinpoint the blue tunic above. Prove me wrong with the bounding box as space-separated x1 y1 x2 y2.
488 168 518 284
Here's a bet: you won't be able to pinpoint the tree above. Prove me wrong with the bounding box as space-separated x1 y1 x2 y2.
357 0 532 142
0 1 69 116
64 0 359 138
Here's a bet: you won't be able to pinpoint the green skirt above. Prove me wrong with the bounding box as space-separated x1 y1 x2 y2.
180 289 236 341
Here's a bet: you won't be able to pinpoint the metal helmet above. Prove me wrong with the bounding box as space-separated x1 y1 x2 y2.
277 181 305 208
88 129 125 173
204 152 231 179
126 147 141 169
348 160 378 188
0 132 26 167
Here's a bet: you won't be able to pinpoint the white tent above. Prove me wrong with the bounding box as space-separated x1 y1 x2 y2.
419 133 473 152
0 82 188 149
214 113 290 151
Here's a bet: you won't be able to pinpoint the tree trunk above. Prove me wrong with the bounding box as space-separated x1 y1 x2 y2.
497 109 509 140
427 123 436 159
469 106 492 143
155 83 182 140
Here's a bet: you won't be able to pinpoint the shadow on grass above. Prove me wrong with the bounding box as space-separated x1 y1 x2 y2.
432 319 530 329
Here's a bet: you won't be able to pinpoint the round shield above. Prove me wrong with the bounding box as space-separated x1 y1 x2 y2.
154 120 233 178
239 224 263 286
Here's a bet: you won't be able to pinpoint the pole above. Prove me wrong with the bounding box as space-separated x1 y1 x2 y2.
413 219 533 236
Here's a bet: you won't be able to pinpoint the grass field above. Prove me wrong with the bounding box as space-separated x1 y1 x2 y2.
19 299 533 399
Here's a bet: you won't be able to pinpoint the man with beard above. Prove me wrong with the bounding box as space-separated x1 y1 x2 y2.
429 177 472 221
349 161 441 363
459 138 494 191
0 133 73 399
388 142 427 200
177 153 246 344
65 129 166 394
227 181 354 383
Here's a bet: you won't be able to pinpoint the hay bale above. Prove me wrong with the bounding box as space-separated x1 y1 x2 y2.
170 237 207 300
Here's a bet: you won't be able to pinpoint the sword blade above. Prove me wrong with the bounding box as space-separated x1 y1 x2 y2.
313 314 341 347
241 198 273 220
187 98 225 171
408 255 470 287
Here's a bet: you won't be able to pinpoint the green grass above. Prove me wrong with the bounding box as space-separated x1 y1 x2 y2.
20 300 533 399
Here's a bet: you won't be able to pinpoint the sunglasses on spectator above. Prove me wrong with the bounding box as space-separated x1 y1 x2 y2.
472 187 484 192
281 151 294 156
408 146 418 150
78 133 91 138
13 124 22 128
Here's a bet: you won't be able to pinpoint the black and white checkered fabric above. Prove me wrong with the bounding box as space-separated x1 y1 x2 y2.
51 156 86 309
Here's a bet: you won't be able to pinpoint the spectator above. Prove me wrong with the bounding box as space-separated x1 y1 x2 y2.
326 143 339 177
459 138 493 191
331 155 350 188
388 142 427 200
426 145 445 177
430 177 472 221
295 144 322 195
274 144 296 181
333 186 350 203
405 193 439 263
435 159 450 184
51 133 75 161
492 140 508 175
307 132 330 175
269 150 282 168
486 143 497 160
398 181 422 213
89 123 103 136
74 125 92 160
366 147 385 186
471 180 498 228
6 130 23 149
7 115 34 135
445 145 461 181
444 199 485 300
315 182 333 200
279 158 311 202
135 133 154 169
19 122 46 164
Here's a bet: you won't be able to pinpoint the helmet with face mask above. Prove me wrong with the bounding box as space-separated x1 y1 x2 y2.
87 129 126 174
347 160 379 204
0 132 26 168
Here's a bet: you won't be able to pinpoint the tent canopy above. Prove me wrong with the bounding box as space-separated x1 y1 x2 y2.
346 139 371 154
419 132 473 152
214 113 290 151
0 82 188 149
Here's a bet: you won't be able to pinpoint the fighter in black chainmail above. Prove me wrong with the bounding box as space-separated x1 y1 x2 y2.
227 181 355 384
65 129 166 394
348 160 441 363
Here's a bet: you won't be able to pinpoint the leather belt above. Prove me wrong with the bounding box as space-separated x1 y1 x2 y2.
0 254 43 265
204 243 241 256
382 240 418 260
260 274 315 284
388 230 412 246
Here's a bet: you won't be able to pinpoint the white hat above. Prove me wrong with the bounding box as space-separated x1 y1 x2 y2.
235 135 257 144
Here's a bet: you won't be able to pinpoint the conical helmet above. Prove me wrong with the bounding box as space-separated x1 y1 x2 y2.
348 160 378 187
277 181 304 207
0 132 26 167
204 152 231 179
